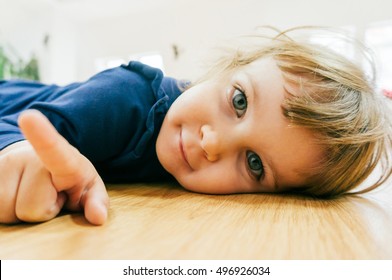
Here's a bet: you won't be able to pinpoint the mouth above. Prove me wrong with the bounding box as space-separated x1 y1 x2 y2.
179 130 192 169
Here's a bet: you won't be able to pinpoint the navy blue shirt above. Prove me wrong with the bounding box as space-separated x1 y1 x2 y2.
0 61 182 183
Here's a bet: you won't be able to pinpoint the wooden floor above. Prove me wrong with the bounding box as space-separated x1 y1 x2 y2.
1 180 392 259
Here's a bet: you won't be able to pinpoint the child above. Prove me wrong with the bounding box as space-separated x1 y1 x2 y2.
1 27 391 225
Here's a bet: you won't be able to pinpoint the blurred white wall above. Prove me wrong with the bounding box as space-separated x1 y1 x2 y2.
1 0 392 84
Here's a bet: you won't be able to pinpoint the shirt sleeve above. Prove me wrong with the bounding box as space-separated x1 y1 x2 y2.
0 62 166 165
0 118 25 150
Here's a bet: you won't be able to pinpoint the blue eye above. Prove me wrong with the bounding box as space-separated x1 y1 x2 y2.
232 88 247 117
246 151 264 179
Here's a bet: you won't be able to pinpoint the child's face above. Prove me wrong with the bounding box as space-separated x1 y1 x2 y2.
156 57 324 194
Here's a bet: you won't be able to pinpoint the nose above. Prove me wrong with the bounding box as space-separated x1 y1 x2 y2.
200 125 221 162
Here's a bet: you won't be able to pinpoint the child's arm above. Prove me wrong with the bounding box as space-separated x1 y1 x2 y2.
0 110 109 225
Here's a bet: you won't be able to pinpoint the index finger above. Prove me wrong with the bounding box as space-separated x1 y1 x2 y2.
18 109 81 180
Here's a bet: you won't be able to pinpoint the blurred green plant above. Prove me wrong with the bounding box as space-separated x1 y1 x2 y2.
0 46 40 81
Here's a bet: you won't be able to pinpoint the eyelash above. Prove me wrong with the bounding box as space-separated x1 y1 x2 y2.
246 151 265 180
230 86 265 181
231 86 248 118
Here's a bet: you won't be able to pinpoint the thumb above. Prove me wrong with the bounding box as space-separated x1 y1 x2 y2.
18 109 81 188
18 109 110 225
79 177 110 225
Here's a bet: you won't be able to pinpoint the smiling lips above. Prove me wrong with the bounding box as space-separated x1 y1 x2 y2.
179 130 192 169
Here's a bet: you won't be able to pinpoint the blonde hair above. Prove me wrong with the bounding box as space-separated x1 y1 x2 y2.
198 26 392 197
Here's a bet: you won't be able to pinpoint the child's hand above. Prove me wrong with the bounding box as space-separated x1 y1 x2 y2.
0 110 109 225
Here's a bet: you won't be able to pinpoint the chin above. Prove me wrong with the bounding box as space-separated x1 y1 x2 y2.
178 181 219 195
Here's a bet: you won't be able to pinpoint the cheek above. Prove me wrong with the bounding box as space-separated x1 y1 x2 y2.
176 85 218 116
177 166 244 194
156 116 179 174
165 94 200 126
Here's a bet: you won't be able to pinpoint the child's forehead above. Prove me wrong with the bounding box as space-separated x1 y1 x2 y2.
204 56 302 99
236 56 274 72
209 56 275 82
